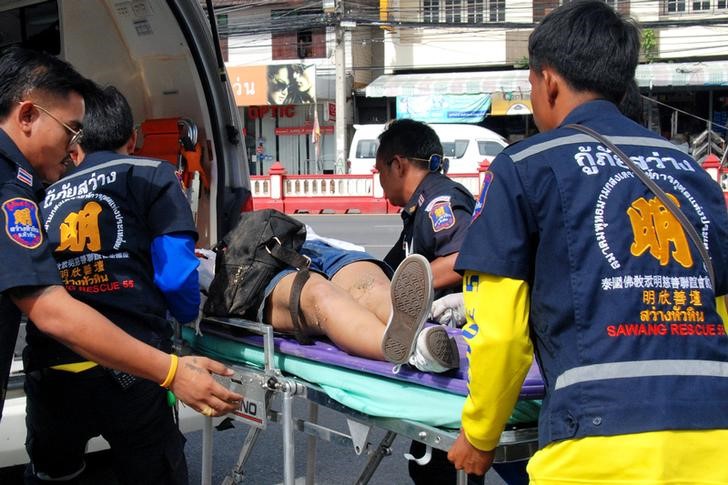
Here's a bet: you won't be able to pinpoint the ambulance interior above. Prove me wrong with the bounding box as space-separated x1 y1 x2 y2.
0 0 250 468
0 0 251 248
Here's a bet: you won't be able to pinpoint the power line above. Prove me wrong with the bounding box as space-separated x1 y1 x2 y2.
643 95 728 132
212 1 728 74
213 0 728 35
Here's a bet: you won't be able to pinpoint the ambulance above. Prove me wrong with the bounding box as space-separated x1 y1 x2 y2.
0 0 250 468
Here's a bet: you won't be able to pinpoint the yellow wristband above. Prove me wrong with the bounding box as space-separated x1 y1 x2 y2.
160 354 179 388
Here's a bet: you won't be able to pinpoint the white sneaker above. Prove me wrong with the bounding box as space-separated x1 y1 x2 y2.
381 254 434 365
409 326 460 373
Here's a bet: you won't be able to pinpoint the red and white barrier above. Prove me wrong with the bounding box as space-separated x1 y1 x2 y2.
251 158 728 214
700 154 728 206
251 160 491 214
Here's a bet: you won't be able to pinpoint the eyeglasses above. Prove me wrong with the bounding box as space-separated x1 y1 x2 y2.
26 102 84 147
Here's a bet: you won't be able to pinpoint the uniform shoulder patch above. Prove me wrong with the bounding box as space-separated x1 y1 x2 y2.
428 197 456 233
471 171 494 222
2 197 43 249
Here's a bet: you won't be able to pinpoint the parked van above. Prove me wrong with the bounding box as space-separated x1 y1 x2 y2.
0 0 250 468
348 123 508 174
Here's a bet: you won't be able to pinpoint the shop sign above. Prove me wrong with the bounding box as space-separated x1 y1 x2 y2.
490 92 532 116
227 64 317 106
396 94 491 123
275 125 334 136
248 105 296 119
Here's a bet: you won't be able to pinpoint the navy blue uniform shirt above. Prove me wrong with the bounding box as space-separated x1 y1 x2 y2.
456 100 728 446
26 151 197 371
384 172 474 296
0 129 62 418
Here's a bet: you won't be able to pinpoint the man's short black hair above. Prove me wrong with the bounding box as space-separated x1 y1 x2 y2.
528 0 641 104
79 85 134 154
376 119 443 171
0 46 90 120
619 79 644 124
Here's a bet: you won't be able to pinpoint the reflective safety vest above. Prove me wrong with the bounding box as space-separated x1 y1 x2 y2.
461 100 728 447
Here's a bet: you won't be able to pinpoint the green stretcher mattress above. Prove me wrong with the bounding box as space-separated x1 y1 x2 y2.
183 325 542 430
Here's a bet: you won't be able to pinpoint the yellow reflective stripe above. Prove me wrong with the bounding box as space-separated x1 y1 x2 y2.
49 361 98 373
717 296 728 333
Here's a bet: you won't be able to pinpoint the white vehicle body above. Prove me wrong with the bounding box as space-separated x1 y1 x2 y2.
348 123 508 174
0 0 250 468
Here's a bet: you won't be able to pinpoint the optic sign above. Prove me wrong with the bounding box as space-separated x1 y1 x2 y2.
227 64 317 107
248 106 296 119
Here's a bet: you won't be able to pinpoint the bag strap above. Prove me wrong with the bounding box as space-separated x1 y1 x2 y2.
565 123 715 288
288 269 313 344
265 237 311 269
266 236 314 344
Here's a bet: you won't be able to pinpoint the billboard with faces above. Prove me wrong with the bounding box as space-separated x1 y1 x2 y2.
227 64 317 106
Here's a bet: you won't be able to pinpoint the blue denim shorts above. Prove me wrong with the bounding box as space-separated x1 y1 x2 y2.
255 239 392 321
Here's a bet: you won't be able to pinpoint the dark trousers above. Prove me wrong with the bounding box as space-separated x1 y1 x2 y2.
408 441 529 485
24 366 188 485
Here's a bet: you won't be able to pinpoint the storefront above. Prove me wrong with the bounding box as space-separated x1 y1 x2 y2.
226 63 340 174
362 69 534 141
635 61 728 149
361 61 728 150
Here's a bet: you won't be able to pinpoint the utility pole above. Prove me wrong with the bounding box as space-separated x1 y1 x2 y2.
327 0 353 174
335 23 347 174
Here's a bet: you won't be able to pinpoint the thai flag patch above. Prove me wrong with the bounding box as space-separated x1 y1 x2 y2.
471 171 493 223
17 167 33 187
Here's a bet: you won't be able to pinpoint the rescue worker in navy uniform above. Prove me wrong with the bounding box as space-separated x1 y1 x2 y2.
375 119 529 485
380 119 474 300
0 46 239 429
23 85 198 484
448 2 728 482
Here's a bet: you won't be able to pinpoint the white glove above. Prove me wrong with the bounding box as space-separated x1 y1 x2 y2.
430 292 466 327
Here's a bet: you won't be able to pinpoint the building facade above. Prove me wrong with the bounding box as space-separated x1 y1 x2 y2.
214 0 384 174
369 0 728 151
214 0 728 173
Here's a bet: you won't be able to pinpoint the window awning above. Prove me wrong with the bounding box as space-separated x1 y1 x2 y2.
635 60 728 88
364 60 728 98
364 70 530 98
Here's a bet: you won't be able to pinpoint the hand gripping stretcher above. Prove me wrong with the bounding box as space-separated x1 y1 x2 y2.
182 317 544 485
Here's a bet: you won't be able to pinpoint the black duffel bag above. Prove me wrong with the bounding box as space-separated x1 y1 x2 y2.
203 209 310 325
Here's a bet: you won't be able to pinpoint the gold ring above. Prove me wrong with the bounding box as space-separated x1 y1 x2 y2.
201 406 214 417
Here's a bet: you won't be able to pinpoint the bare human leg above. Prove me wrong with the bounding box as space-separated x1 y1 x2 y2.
264 271 387 360
330 261 392 325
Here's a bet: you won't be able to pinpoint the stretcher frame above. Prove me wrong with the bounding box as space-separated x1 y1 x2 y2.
190 317 539 485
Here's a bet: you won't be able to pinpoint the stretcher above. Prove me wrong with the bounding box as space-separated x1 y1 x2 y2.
182 317 544 485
